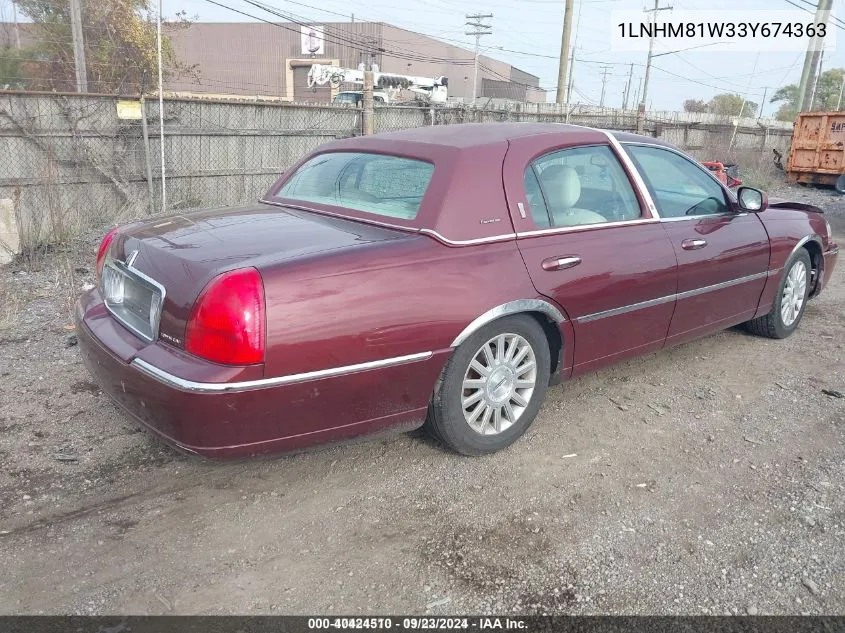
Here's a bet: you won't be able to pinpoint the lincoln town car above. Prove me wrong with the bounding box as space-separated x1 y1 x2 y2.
75 123 839 457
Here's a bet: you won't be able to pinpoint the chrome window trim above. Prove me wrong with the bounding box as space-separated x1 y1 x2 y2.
260 198 422 234
659 212 748 223
132 351 434 394
102 257 167 343
515 217 659 239
600 131 661 219
574 271 769 324
419 229 517 245
450 299 566 347
261 199 518 246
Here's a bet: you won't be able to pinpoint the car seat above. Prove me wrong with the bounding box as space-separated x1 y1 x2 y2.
539 165 608 226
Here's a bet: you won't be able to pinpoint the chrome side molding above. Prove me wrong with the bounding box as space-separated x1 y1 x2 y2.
132 351 434 394
575 271 769 324
450 299 566 347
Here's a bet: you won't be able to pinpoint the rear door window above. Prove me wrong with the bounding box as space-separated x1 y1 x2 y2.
276 152 434 220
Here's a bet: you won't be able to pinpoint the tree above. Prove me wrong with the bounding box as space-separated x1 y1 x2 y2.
707 93 758 117
0 46 35 89
683 98 708 113
681 93 758 116
14 0 194 94
770 68 845 121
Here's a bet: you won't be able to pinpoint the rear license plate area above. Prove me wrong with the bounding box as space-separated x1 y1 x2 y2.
101 260 164 342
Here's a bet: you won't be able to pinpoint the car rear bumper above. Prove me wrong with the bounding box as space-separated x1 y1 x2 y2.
75 290 443 458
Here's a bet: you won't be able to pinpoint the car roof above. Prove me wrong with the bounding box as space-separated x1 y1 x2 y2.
362 122 607 148
338 122 678 151
607 129 678 148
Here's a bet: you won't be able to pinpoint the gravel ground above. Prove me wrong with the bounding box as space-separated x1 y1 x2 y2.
0 181 843 616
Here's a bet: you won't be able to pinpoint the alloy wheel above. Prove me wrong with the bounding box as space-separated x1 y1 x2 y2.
461 333 537 435
781 259 807 327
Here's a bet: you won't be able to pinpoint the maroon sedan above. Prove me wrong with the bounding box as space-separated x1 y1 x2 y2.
76 123 839 458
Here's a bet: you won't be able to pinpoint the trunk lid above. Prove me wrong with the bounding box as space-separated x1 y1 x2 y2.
108 203 412 348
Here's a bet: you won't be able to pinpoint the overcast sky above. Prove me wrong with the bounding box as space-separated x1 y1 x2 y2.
3 0 844 113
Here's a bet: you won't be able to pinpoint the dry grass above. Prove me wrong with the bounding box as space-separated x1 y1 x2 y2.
0 280 22 337
690 144 784 192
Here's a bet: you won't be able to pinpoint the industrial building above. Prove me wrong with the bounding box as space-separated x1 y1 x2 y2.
163 21 546 103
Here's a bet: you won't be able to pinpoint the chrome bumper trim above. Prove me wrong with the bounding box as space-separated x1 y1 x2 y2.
132 351 434 394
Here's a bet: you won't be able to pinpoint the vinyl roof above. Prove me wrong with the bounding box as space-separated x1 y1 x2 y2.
364 123 670 149
365 123 604 148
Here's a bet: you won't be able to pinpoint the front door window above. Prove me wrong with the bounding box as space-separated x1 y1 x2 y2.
624 145 731 218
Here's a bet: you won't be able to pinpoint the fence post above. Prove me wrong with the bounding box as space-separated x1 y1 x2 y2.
139 94 155 216
362 71 374 135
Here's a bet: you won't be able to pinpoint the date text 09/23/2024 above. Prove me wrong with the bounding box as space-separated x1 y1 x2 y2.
308 617 526 630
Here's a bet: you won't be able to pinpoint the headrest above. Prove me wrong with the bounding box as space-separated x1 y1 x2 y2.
540 165 581 209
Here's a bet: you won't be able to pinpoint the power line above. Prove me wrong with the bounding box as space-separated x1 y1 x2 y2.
203 0 476 66
789 0 845 30
783 0 845 31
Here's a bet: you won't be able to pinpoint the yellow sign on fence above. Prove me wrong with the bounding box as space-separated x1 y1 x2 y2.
116 100 143 120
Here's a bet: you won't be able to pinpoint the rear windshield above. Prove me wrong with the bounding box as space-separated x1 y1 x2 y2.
275 152 434 220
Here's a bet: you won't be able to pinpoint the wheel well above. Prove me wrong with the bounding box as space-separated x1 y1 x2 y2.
802 240 823 297
525 311 563 376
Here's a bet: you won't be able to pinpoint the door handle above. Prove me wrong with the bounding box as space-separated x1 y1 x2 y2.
542 255 582 271
681 238 708 250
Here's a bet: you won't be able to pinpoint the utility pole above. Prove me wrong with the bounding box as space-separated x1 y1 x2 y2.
633 76 642 109
797 0 833 112
759 86 768 118
599 66 611 108
69 0 88 92
466 13 493 105
622 63 634 110
565 46 575 122
362 69 374 135
563 0 583 116
837 75 845 110
637 0 672 132
555 0 575 104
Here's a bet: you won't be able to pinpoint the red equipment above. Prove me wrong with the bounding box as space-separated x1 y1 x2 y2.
701 161 742 188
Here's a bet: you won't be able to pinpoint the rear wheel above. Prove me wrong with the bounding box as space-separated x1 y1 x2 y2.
426 315 550 455
745 249 811 339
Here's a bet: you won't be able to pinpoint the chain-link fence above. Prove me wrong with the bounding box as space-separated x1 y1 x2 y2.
0 91 360 251
0 90 795 253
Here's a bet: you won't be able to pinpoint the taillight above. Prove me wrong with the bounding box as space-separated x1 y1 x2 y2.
185 268 266 365
96 227 119 279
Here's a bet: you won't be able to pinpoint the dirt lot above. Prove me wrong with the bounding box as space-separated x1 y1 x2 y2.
1 182 843 616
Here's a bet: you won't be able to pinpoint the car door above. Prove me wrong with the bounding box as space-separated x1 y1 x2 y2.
503 137 678 376
623 143 770 346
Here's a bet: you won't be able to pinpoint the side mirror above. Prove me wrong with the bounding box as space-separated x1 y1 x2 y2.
737 186 767 212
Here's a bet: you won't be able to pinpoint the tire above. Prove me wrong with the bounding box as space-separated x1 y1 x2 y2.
426 315 551 455
745 249 812 339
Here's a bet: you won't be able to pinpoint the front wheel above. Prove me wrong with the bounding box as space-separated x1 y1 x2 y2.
426 315 551 455
745 249 811 339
